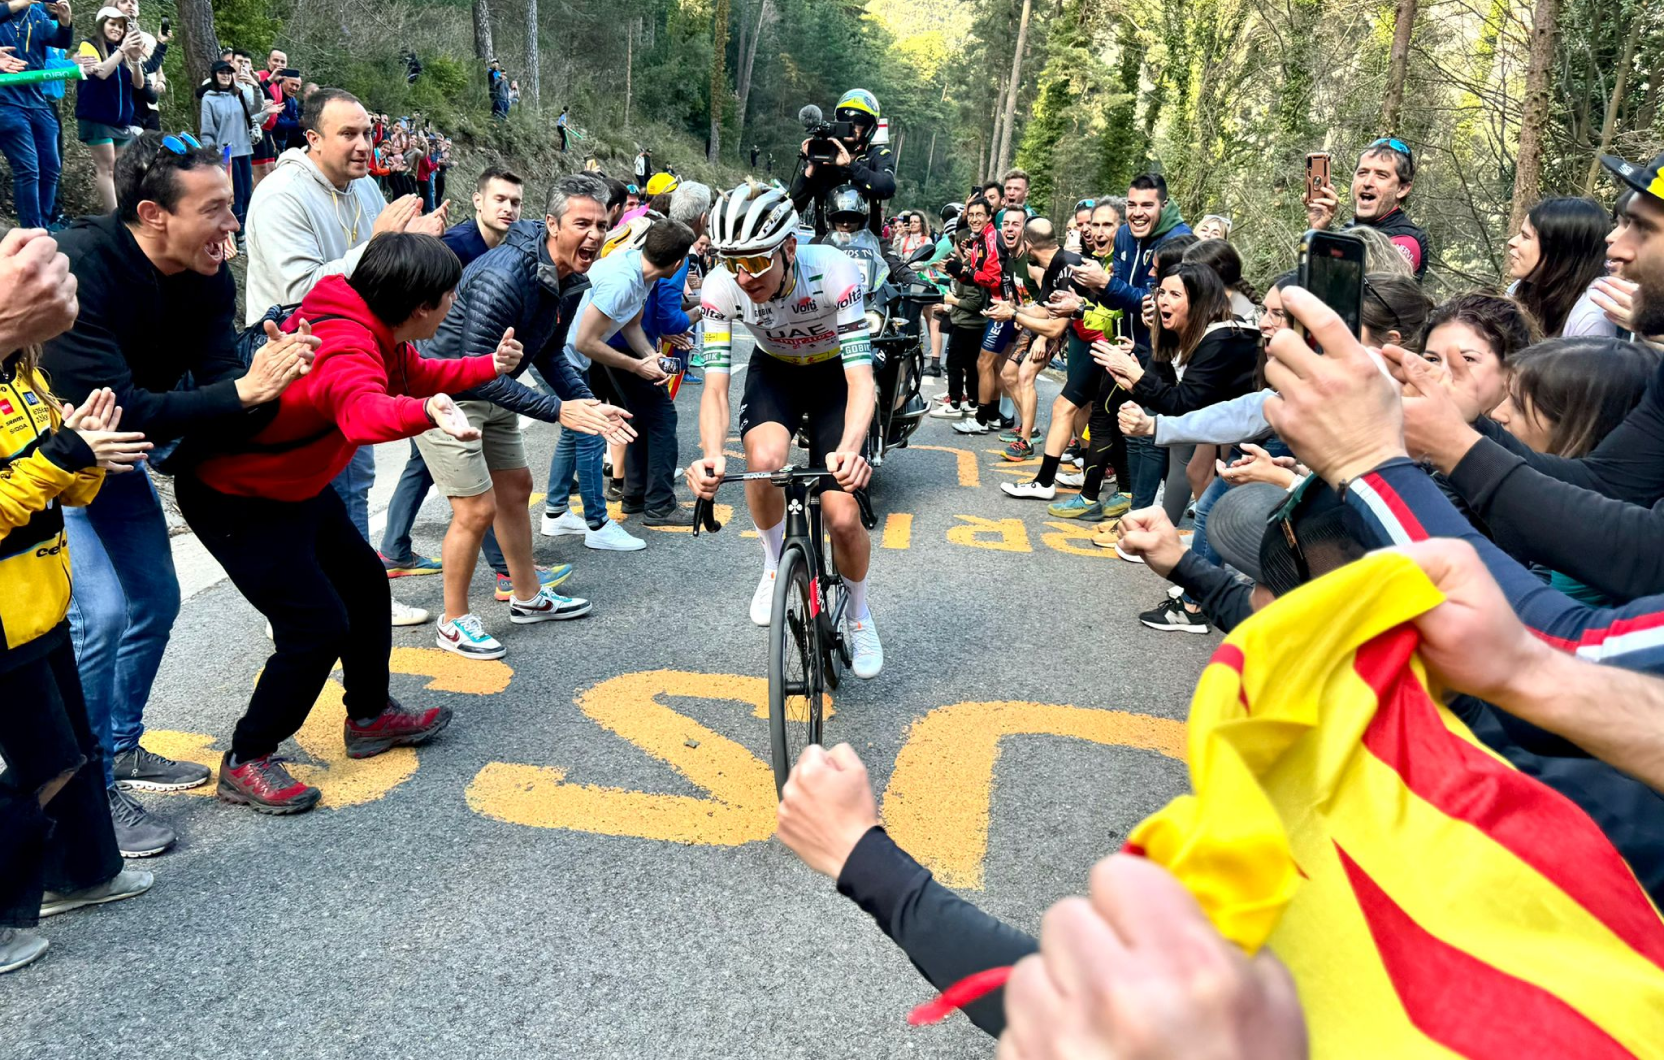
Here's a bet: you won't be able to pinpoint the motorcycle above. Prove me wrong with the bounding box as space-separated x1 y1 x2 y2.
823 228 937 468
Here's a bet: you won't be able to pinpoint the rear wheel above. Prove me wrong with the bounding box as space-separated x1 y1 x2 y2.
767 544 823 796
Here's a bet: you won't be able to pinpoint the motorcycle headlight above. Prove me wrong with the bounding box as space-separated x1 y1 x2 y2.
865 310 884 335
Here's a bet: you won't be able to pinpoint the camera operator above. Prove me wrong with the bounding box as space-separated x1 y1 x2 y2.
789 89 894 237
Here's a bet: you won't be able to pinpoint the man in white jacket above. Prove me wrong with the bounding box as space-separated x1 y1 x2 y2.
245 87 449 626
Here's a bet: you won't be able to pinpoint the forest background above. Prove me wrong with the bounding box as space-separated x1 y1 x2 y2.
35 0 1664 294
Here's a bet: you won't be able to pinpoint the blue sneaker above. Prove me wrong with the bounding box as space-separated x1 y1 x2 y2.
1047 494 1106 521
381 551 442 578
494 563 574 602
1099 492 1133 518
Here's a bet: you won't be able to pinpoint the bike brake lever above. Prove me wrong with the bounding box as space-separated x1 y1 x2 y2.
854 489 877 531
692 496 723 535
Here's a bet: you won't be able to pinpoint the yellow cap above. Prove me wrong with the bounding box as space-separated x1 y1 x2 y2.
644 172 680 197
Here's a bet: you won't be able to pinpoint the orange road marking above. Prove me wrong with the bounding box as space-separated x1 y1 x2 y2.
913 445 980 488
882 513 913 550
948 514 1031 552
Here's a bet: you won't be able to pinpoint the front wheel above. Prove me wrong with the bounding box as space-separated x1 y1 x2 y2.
767 544 823 796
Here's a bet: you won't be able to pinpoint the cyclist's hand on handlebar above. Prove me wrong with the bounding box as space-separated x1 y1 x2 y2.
776 743 880 879
686 453 725 500
826 450 871 492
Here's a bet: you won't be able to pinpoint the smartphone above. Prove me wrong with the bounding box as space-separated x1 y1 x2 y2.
1304 152 1331 203
159 16 169 34
1297 230 1365 352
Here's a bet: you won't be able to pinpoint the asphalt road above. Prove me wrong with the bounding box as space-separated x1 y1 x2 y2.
4 340 1216 1059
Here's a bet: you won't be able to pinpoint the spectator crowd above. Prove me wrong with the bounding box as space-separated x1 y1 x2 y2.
0 23 1662 1053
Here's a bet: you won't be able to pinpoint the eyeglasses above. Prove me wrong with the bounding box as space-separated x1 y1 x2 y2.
1368 137 1413 162
717 251 778 277
1361 277 1405 339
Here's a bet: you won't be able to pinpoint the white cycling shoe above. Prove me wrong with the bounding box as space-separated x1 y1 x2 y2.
848 614 883 679
751 569 777 627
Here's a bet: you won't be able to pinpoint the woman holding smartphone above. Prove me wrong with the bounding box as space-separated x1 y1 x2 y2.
74 8 145 211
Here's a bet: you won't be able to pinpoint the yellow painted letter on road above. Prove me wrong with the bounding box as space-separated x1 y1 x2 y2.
145 648 511 808
466 670 782 845
1041 520 1113 558
948 514 1031 553
882 701 1186 888
882 513 913 550
913 444 980 488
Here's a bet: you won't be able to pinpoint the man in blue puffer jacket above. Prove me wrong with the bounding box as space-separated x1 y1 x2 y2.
413 173 637 662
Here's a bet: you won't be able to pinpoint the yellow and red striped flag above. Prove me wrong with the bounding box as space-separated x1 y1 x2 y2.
1129 551 1664 1058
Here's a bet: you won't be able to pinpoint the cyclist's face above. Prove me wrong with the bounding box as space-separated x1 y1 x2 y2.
736 239 793 302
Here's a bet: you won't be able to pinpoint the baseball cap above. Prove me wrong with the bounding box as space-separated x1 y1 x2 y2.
644 172 680 197
1601 151 1664 204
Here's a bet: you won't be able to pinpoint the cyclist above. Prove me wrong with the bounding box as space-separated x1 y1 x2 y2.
686 181 884 679
789 89 894 237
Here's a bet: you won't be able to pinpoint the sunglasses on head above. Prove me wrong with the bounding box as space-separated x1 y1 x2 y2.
1368 137 1413 162
1075 198 1096 211
717 251 778 277
135 131 203 192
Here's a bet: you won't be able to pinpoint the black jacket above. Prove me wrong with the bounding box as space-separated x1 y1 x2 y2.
40 214 264 444
789 141 896 235
1346 206 1430 281
1129 323 1259 417
422 219 594 420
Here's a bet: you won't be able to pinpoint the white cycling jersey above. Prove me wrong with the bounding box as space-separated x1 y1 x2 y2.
699 244 872 371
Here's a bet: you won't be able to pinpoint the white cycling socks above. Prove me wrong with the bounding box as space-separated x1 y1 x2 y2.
759 519 785 572
845 574 870 622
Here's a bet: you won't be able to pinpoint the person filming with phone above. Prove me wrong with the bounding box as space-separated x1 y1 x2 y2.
1304 138 1431 282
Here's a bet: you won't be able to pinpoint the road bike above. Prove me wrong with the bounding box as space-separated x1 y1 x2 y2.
693 467 877 796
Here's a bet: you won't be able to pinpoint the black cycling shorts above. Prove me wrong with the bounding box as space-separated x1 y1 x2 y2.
737 353 851 470
1061 331 1101 406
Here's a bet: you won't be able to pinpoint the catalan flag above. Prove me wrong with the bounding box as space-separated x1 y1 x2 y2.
1129 552 1664 1058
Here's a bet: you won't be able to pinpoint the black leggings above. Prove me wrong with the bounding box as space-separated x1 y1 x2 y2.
0 632 122 929
945 324 983 405
176 477 391 760
1081 369 1130 502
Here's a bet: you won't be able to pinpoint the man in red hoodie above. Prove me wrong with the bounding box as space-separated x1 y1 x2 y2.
175 233 524 814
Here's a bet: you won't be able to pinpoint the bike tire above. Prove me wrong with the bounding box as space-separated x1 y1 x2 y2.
767 544 823 796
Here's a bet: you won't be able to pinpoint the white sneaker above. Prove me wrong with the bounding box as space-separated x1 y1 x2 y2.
1055 471 1085 488
751 569 776 627
585 519 645 552
1000 479 1056 500
928 399 966 419
848 615 883 679
541 509 588 537
391 598 429 626
436 613 506 660
264 620 273 641
1114 540 1146 564
952 418 990 435
508 585 592 624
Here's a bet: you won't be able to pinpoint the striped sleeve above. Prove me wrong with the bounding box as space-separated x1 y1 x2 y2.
830 258 872 368
699 301 734 372
1342 459 1664 674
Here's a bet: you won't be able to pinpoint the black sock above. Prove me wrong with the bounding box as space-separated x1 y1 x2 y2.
1036 453 1061 488
977 402 997 425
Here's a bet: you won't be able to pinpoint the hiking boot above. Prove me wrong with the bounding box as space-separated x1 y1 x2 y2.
40 868 153 918
216 752 321 815
106 787 176 858
112 744 211 792
344 698 453 759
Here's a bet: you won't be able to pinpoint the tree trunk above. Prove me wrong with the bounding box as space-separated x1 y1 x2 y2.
735 0 772 147
892 128 906 176
1380 0 1417 132
924 129 938 189
709 0 730 163
996 0 1033 177
987 74 1008 179
624 18 634 130
472 0 495 61
1509 0 1560 233
524 0 540 107
173 0 218 96
1583 14 1641 194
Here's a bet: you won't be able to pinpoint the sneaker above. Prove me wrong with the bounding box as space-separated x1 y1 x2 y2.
689 350 706 369
106 787 175 857
606 479 624 502
1100 492 1133 518
1139 587 1210 634
849 615 884 679
39 867 153 918
952 418 991 435
928 399 966 419
380 551 441 578
1055 471 1085 488
643 506 696 527
436 613 506 660
1001 439 1034 461
1000 478 1056 501
344 697 453 759
998 428 1042 444
1115 539 1146 564
751 569 777 627
541 508 588 537
1062 442 1081 463
493 564 574 602
1071 454 1084 468
0 928 49 974
926 361 943 377
509 585 593 623
684 370 704 385
391 598 429 626
586 519 646 552
216 752 322 814
265 620 273 641
112 744 211 792
1047 494 1106 521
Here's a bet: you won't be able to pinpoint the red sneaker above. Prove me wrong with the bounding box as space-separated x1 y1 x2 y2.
216 752 321 815
343 698 453 760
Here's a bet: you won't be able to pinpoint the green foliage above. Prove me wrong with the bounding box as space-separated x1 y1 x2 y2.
212 0 280 57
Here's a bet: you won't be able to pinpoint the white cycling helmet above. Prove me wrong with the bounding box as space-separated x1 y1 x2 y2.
710 181 800 255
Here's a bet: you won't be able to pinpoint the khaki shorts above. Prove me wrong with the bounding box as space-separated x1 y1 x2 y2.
414 400 527 498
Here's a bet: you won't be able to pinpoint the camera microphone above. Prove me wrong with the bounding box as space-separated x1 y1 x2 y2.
798 104 823 131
